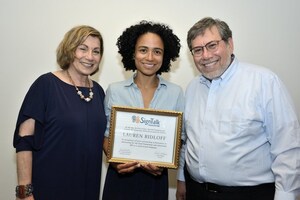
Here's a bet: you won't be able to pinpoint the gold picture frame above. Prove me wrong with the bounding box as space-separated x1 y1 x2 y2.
107 106 182 169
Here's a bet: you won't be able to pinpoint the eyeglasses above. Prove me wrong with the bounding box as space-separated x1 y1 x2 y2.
191 39 223 57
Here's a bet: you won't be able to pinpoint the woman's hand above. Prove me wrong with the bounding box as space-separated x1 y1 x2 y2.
111 161 140 174
140 163 163 176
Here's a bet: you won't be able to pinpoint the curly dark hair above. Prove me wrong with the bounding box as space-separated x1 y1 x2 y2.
117 20 181 74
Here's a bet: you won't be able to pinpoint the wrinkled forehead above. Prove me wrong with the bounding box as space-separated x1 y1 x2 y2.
192 26 221 45
198 26 221 39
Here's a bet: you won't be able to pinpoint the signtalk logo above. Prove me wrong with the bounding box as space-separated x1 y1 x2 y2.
131 115 160 127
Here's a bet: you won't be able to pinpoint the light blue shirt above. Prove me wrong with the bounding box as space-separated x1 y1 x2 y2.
104 74 184 138
181 57 300 199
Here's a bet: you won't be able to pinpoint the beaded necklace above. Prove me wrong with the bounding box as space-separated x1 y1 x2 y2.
66 70 93 102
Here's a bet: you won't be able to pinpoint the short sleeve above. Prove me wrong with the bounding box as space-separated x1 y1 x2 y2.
13 74 50 151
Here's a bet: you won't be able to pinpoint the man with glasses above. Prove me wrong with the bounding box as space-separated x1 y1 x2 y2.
176 17 300 200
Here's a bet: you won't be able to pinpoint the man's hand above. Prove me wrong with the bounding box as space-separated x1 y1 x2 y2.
176 180 186 200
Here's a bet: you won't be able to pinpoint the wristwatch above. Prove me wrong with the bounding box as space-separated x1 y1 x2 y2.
15 184 33 199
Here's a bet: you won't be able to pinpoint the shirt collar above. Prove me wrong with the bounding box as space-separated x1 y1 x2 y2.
124 73 167 89
199 55 238 86
218 55 238 83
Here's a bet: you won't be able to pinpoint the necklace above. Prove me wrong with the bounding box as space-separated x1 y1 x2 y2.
66 70 94 102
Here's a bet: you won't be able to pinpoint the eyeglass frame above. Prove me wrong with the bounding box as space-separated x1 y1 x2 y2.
190 39 223 57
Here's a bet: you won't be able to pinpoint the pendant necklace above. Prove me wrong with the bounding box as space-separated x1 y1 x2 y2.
66 70 94 102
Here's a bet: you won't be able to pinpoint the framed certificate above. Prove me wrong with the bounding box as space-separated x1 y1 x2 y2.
107 106 183 169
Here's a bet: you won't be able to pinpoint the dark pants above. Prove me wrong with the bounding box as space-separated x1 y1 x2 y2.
184 166 275 200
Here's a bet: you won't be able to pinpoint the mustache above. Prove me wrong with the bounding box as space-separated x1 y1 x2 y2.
200 58 218 65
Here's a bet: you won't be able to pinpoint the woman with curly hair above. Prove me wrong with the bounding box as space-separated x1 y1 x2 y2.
102 20 183 200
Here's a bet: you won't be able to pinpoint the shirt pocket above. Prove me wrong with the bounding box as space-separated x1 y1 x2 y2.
218 107 263 138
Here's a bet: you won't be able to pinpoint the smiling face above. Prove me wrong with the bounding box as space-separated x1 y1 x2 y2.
70 36 102 76
191 25 234 79
134 32 164 77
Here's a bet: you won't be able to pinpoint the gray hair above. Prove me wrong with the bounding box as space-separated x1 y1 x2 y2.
187 17 232 50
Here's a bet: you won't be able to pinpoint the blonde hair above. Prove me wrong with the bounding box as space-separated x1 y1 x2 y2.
56 25 104 74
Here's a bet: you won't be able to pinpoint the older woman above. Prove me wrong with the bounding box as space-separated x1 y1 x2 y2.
13 25 106 200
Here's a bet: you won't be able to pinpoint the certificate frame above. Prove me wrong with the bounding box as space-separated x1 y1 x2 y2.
107 105 182 169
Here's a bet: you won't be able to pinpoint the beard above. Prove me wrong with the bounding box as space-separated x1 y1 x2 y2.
197 54 233 80
201 64 228 79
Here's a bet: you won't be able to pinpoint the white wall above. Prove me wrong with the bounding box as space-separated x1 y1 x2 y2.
1 0 299 199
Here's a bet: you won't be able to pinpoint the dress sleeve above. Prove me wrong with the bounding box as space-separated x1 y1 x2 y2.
13 74 50 152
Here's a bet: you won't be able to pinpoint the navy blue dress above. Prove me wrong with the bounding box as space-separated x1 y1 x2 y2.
102 165 168 200
13 73 106 200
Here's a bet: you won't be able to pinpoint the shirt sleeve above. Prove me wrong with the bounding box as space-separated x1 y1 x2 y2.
177 142 186 181
264 75 300 199
176 88 186 181
104 84 113 138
